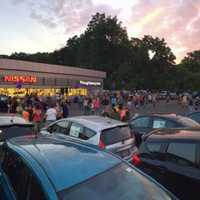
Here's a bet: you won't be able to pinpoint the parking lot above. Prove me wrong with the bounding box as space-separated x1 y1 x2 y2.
69 100 187 117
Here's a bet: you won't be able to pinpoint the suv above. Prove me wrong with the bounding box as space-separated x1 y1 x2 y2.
132 128 200 200
41 116 137 161
0 135 176 200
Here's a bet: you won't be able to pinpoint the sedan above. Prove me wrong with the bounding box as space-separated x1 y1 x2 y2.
129 114 200 146
0 135 177 200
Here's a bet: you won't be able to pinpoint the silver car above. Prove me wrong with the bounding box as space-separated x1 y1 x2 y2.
41 116 137 161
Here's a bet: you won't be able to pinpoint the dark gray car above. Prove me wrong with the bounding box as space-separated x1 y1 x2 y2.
129 114 200 146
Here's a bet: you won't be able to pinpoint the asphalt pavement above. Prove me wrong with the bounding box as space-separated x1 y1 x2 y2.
68 100 188 118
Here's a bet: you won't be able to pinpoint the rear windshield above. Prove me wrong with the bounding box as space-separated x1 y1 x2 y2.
101 126 131 145
0 125 34 140
177 117 200 127
58 163 173 200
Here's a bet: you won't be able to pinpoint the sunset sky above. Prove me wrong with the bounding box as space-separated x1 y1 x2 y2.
1 0 200 62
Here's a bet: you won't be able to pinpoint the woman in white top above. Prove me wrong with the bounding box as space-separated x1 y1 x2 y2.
45 104 57 126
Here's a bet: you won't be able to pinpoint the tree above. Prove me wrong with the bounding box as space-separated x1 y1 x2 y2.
5 12 199 91
139 35 176 89
181 50 200 72
176 50 200 90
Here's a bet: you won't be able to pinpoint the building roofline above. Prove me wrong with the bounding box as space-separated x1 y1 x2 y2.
0 58 106 79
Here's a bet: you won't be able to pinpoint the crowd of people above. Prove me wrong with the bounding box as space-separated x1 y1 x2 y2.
1 90 200 132
3 91 152 127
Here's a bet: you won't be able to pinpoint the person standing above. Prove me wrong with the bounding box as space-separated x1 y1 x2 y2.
83 98 89 115
94 97 100 115
188 97 194 113
182 94 188 110
152 93 157 108
78 96 83 112
10 97 18 113
45 104 57 126
111 95 117 108
22 106 30 122
62 100 69 118
32 104 42 133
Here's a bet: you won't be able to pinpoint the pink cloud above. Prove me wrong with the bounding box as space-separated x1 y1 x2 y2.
129 0 200 62
12 0 120 34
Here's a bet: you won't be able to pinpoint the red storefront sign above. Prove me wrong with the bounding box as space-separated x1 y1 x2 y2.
4 75 37 84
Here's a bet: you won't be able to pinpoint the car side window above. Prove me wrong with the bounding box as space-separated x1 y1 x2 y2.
130 117 151 128
165 120 177 128
79 128 96 140
147 142 162 152
166 143 196 167
2 149 47 200
69 123 84 138
141 142 163 160
153 118 167 128
50 120 70 135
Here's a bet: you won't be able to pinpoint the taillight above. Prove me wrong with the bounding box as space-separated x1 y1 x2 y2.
99 137 106 149
132 154 142 166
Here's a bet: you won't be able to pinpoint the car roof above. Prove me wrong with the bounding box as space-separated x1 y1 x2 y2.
133 113 194 121
7 136 121 192
66 115 127 131
0 116 32 126
147 128 200 141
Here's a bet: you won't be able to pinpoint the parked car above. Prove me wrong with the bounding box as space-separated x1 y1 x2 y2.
132 128 200 200
158 91 168 100
0 135 177 200
0 115 34 140
187 111 200 124
41 116 137 161
169 92 178 100
129 114 200 146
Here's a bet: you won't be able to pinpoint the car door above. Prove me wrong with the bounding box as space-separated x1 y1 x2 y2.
139 141 167 184
0 168 16 200
129 116 152 146
163 142 200 200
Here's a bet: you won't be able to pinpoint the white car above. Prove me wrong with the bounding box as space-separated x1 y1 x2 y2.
41 116 137 161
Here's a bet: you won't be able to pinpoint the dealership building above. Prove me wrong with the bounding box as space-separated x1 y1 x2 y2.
0 59 106 97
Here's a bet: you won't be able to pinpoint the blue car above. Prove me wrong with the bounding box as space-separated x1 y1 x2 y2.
0 135 177 200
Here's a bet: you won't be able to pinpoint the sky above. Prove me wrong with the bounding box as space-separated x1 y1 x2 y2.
1 0 200 63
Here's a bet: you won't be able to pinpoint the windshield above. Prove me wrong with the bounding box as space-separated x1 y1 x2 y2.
101 126 132 145
58 163 173 200
178 117 200 127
